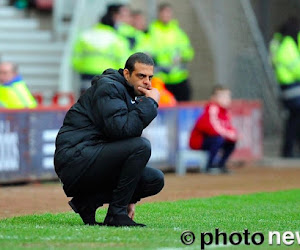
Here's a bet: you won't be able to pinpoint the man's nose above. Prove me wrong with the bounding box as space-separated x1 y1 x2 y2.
144 77 151 86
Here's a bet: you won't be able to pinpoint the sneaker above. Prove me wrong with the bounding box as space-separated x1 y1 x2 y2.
205 167 222 175
103 214 146 227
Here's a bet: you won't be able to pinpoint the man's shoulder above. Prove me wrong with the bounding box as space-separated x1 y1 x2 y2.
93 70 127 94
93 69 122 84
206 102 221 113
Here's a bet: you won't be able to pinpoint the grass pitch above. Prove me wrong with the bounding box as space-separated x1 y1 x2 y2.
0 189 299 249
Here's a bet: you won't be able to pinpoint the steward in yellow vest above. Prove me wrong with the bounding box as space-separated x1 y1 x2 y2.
148 3 194 101
130 10 152 55
0 62 37 108
270 32 300 104
269 17 300 157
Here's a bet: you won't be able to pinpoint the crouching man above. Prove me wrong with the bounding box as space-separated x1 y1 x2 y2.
54 53 164 227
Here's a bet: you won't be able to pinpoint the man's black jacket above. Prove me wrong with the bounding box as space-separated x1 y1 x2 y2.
54 69 158 196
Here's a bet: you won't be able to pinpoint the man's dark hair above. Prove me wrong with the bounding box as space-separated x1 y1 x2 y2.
124 52 154 74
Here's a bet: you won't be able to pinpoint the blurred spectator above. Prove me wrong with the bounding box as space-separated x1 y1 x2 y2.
269 17 300 158
0 62 37 108
131 10 147 32
189 85 237 174
113 5 137 51
148 3 194 101
72 5 130 94
109 5 149 53
131 10 152 54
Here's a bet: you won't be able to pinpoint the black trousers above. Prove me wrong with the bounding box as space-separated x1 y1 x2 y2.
282 107 300 157
71 137 164 215
201 136 236 170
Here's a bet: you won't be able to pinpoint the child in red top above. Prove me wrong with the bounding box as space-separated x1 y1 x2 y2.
189 85 238 173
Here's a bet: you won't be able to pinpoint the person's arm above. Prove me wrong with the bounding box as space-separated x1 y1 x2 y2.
177 28 194 63
92 83 158 140
208 105 237 141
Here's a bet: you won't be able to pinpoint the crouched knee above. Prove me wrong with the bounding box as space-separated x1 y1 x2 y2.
151 168 165 195
133 137 151 158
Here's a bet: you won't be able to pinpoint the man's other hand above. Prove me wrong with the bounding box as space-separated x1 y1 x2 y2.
127 203 135 219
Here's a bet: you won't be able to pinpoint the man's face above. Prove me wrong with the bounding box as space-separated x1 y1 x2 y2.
158 7 173 24
132 14 146 31
124 62 154 96
213 90 232 108
0 63 16 84
116 6 132 25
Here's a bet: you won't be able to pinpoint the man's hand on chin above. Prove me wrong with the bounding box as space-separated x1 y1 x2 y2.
138 87 160 103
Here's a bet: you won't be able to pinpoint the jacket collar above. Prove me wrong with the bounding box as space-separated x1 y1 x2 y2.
2 75 23 86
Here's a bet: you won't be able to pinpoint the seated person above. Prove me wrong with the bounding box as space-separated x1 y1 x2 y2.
0 62 37 108
189 85 238 173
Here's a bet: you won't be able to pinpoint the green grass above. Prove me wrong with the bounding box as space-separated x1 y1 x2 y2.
0 189 299 249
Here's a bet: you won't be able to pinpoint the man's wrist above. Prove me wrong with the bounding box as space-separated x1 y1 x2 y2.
147 97 159 108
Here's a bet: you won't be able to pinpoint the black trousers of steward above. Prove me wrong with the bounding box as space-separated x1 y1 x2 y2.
71 137 164 215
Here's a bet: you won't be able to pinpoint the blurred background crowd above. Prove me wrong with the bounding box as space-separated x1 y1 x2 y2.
1 0 300 162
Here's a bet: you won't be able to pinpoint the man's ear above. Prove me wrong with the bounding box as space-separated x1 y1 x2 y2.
123 68 130 81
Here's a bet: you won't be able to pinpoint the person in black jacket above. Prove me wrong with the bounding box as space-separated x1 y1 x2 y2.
54 52 164 227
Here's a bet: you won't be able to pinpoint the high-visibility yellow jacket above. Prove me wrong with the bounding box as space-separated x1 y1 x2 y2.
117 23 137 50
72 23 130 75
270 33 300 85
270 33 300 103
0 76 37 108
133 30 152 54
117 23 151 54
148 20 194 84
